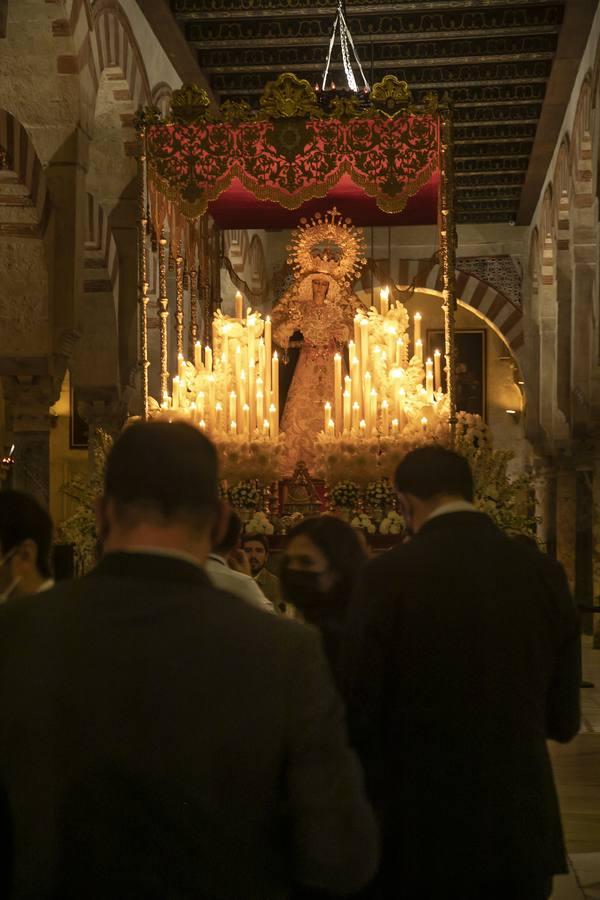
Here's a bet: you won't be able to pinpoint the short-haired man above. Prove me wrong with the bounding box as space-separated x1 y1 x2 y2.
242 532 283 610
206 508 273 612
0 422 378 899
343 445 580 900
0 490 54 602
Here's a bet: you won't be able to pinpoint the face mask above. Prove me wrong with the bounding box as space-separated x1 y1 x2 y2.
280 566 329 612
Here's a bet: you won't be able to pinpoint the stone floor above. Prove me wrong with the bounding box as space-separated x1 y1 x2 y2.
550 637 600 899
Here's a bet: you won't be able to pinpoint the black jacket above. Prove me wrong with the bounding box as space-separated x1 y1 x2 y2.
342 512 580 889
0 552 378 900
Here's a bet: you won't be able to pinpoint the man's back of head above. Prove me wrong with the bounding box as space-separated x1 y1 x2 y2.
0 489 53 599
98 421 221 564
394 445 474 534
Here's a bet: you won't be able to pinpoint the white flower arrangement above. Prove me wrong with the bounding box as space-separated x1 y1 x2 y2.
365 479 394 508
379 510 403 535
214 434 285 485
245 511 274 535
229 481 260 510
350 512 376 534
330 480 360 509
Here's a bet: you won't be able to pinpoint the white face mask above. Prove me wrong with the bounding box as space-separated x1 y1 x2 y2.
0 547 21 604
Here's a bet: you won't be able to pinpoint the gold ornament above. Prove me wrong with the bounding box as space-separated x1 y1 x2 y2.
371 75 411 118
287 208 367 286
259 73 322 120
171 84 211 124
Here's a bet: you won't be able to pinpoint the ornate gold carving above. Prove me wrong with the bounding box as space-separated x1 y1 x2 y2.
137 127 150 420
288 208 367 287
259 73 321 120
175 245 185 356
171 84 211 124
371 75 411 118
439 104 458 442
220 99 255 124
189 268 199 357
134 106 162 129
158 231 170 399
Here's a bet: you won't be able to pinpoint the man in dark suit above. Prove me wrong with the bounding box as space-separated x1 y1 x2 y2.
0 421 378 900
342 445 580 900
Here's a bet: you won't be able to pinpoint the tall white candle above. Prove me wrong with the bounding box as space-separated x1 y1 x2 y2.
248 359 256 433
247 314 256 367
234 344 241 386
256 389 264 429
426 358 434 402
380 286 389 316
235 291 243 319
363 370 372 417
327 418 335 436
353 315 361 352
208 374 216 425
194 341 202 370
391 417 399 434
230 419 237 436
351 357 360 408
239 369 247 421
205 346 213 374
196 391 205 421
215 401 223 433
264 316 272 398
242 403 250 438
172 375 181 409
434 349 442 392
177 353 185 381
370 388 377 436
384 325 396 361
334 353 342 435
415 338 423 364
414 311 422 347
324 401 332 434
269 402 278 439
360 319 369 374
272 352 279 412
352 401 360 433
381 399 389 435
343 389 351 434
229 390 237 424
258 337 265 381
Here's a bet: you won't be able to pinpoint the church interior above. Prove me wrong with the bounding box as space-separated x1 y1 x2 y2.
1 0 600 894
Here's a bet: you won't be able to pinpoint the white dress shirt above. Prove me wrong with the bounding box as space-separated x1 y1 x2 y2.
205 554 274 613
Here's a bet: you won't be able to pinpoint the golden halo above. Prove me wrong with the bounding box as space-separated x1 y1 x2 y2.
287 208 367 286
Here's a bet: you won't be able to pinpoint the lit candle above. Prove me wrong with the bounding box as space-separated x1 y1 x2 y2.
343 389 351 434
415 338 423 364
269 402 278 439
264 316 272 398
263 418 270 437
352 401 360 433
360 318 369 373
247 313 256 367
172 375 181 409
242 403 250 438
256 389 264 429
229 390 237 424
327 418 335 436
235 290 243 319
258 337 265 381
391 417 399 434
351 356 360 408
384 324 396 361
324 401 332 434
272 351 279 412
230 419 237 435
395 337 403 367
205 345 213 374
194 341 202 370
199 419 206 432
359 419 367 437
196 391 205 421
334 353 342 434
434 349 442 392
215 401 223 433
239 369 247 422
248 359 256 433
414 311 422 347
177 353 185 381
208 374 216 424
380 286 389 316
426 357 434 402
421 416 428 433
381 399 389 435
363 370 372 418
370 388 377 436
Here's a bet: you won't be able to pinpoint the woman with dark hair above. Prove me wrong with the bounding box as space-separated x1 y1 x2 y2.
281 515 368 671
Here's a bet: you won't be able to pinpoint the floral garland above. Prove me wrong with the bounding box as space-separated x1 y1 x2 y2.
228 480 261 510
330 480 360 509
365 478 394 509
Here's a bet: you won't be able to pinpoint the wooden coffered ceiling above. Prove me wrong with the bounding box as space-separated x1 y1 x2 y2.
169 0 596 225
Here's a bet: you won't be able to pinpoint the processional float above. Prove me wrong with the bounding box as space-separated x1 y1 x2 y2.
134 68 459 523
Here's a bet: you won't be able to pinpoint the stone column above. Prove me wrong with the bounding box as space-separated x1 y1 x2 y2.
556 458 577 592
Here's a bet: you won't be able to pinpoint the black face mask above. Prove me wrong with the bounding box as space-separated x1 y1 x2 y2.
280 566 328 612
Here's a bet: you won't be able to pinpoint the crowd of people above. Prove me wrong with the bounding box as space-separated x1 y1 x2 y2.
0 421 580 899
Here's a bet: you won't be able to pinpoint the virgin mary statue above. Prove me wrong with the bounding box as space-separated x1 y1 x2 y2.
271 210 367 471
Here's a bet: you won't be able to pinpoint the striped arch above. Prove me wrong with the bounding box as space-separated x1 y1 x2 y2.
84 192 118 303
0 109 50 237
152 82 173 119
554 137 571 249
572 72 594 203
90 1 151 109
396 259 524 354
